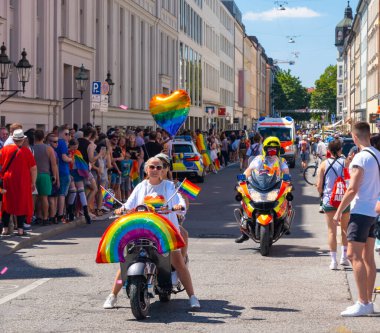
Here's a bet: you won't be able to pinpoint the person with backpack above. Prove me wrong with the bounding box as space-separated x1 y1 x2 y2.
298 134 310 172
316 139 350 271
247 132 262 166
237 134 249 171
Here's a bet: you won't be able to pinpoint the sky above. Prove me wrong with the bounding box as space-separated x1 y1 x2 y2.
234 0 359 88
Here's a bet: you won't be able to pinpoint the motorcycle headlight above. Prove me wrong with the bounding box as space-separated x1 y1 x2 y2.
249 189 279 202
266 189 280 201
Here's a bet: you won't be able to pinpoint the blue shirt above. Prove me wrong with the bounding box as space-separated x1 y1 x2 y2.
55 139 70 176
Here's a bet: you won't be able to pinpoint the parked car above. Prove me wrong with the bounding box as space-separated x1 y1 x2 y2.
342 137 356 157
172 136 205 183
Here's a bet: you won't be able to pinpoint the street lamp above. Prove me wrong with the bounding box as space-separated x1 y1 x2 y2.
0 43 33 105
105 71 114 104
63 64 88 109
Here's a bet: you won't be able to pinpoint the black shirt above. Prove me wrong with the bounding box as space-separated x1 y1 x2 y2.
142 141 163 162
78 138 90 164
126 146 141 160
111 145 122 172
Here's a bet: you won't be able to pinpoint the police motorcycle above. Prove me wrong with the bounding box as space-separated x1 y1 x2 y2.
234 138 295 256
96 204 186 320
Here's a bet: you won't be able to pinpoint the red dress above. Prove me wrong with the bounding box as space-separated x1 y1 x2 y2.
0 144 36 216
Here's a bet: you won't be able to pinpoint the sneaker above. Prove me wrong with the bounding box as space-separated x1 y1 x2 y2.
103 293 117 309
329 261 338 270
101 205 110 212
23 223 31 231
341 301 374 317
319 207 325 214
340 257 350 266
189 295 200 309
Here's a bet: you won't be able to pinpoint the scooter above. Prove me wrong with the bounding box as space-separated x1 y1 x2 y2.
119 205 185 320
234 172 294 256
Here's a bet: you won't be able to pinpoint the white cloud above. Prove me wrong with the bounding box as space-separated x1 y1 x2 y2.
243 7 321 22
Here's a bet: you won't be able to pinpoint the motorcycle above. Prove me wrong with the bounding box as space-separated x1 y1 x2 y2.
234 171 295 256
96 205 186 320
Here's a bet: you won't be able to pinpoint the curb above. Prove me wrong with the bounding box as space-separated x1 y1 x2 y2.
0 216 90 258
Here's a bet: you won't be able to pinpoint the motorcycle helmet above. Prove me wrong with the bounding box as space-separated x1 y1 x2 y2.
262 136 281 157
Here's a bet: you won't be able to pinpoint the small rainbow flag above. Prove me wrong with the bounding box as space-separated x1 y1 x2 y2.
214 158 220 171
101 188 114 209
196 134 212 167
73 150 89 178
178 179 201 200
130 160 140 188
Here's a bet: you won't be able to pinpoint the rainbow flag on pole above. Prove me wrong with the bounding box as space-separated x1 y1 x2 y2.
130 160 141 188
178 179 201 200
101 188 114 209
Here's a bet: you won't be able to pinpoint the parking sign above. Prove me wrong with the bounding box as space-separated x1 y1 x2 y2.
92 81 101 95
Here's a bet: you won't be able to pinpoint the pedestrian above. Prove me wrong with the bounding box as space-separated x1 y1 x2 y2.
220 132 229 166
333 122 380 317
0 129 37 236
315 134 327 161
46 132 60 224
0 127 9 149
108 130 123 201
316 139 350 270
34 130 59 226
55 126 72 223
4 123 22 147
298 134 310 172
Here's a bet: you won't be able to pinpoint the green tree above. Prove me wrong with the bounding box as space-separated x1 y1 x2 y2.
272 69 309 111
310 65 337 117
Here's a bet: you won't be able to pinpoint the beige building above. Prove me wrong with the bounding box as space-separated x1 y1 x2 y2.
339 0 380 132
0 0 272 132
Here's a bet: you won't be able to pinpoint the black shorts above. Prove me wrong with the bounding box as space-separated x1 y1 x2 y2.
347 214 376 243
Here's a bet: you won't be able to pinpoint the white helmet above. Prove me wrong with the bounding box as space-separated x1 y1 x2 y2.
302 134 308 139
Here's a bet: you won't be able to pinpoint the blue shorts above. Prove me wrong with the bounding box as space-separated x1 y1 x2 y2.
111 173 121 185
58 174 70 196
70 169 85 183
300 152 309 162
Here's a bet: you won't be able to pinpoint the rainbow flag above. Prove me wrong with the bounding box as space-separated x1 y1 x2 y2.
214 158 220 171
101 188 114 209
178 179 201 200
196 134 212 167
130 160 140 188
74 150 89 178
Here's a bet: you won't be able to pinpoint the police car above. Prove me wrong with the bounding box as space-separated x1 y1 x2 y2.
172 136 205 183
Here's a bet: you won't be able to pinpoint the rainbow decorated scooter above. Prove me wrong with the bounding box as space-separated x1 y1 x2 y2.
96 205 186 320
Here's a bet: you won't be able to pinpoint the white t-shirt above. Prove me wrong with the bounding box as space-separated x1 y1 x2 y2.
122 179 185 230
349 147 380 217
316 141 327 157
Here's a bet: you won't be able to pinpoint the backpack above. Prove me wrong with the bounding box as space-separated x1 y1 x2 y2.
326 159 347 208
250 144 260 157
300 140 307 153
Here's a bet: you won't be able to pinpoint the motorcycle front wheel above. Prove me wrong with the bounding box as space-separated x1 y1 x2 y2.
129 276 150 320
260 225 271 256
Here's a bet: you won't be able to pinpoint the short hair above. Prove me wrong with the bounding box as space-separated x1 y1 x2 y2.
149 131 157 140
10 123 22 134
58 125 67 134
328 139 342 157
34 129 45 142
83 126 96 138
68 138 78 147
253 132 262 143
353 122 370 140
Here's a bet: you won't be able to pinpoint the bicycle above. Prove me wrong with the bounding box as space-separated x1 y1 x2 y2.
303 155 321 186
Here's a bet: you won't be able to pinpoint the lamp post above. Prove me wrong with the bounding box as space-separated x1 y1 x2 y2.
105 71 114 104
0 43 33 105
63 64 88 109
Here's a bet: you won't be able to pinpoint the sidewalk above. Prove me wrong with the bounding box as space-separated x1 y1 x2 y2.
0 214 111 258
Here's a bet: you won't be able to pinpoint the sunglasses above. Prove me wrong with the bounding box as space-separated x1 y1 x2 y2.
50 140 58 144
148 165 163 170
64 132 70 136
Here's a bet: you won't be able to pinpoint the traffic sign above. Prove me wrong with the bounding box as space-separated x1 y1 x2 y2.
101 81 109 95
92 81 101 95
100 95 109 112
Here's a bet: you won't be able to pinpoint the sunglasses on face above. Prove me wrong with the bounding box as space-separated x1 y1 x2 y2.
148 165 163 170
50 140 58 144
64 132 69 136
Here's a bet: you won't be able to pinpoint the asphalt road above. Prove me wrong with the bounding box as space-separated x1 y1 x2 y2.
0 162 379 332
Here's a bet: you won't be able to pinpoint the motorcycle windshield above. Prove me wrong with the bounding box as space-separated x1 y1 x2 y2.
249 172 279 191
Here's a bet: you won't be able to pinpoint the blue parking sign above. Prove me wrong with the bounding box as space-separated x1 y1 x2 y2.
92 81 101 95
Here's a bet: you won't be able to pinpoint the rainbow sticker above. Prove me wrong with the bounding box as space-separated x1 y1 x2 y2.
144 195 166 209
96 212 185 263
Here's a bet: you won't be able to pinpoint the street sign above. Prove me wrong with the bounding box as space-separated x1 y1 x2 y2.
101 81 109 95
91 95 101 103
92 81 101 95
100 95 108 112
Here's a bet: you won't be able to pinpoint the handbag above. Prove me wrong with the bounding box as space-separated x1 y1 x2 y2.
0 148 19 188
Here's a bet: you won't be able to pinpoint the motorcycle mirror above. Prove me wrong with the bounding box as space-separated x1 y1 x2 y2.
237 174 246 181
235 193 243 202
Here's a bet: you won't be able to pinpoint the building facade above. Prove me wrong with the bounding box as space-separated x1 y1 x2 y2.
0 0 272 132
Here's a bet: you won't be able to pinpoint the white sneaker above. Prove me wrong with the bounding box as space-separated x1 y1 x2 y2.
189 295 200 309
329 260 338 270
341 301 374 317
103 293 117 309
102 206 110 212
340 257 350 266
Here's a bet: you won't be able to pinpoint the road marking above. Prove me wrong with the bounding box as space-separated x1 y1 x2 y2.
0 278 50 305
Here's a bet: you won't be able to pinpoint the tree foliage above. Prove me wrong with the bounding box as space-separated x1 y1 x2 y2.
272 69 309 111
310 65 337 115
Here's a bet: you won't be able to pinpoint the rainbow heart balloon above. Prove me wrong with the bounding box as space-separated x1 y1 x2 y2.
149 90 190 136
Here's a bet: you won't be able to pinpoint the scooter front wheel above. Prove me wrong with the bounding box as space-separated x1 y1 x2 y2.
129 276 150 320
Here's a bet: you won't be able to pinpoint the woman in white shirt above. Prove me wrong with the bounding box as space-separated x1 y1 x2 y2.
103 157 200 309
